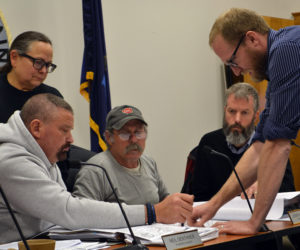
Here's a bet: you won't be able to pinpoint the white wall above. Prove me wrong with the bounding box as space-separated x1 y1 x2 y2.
1 0 300 193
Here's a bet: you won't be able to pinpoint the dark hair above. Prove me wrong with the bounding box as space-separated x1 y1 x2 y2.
0 31 52 73
20 93 73 128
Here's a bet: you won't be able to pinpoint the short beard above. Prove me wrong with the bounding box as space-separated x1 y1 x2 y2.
56 143 71 162
223 117 255 147
247 48 268 82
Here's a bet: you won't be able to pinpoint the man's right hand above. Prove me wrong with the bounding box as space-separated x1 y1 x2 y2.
187 200 218 227
154 193 194 224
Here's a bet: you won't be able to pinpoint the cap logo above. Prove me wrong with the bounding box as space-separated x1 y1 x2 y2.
122 107 133 114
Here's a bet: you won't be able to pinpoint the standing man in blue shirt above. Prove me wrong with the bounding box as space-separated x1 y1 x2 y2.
190 8 300 235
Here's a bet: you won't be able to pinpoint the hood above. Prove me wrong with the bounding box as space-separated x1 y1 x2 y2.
0 111 51 166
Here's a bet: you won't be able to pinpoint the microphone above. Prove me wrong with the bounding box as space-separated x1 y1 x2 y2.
203 146 269 232
74 161 148 250
0 185 31 250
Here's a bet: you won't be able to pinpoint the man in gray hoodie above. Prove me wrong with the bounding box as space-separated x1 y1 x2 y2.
0 93 193 244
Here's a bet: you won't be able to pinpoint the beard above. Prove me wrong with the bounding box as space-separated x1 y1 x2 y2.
223 117 255 147
56 143 71 162
246 48 268 82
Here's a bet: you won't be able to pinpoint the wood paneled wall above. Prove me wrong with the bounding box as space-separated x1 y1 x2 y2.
244 13 300 190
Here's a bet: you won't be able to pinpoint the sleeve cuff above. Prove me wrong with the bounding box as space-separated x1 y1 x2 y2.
262 119 298 140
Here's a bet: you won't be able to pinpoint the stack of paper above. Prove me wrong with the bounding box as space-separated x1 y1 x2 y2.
194 191 300 222
122 224 219 245
48 223 218 245
48 226 123 241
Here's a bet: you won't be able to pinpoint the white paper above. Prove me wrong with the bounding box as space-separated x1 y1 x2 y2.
0 240 82 250
0 240 108 250
122 223 218 245
194 191 300 222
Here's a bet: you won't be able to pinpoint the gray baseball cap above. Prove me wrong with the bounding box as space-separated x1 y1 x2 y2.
106 105 147 130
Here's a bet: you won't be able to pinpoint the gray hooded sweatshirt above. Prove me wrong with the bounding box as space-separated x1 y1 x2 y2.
0 111 145 244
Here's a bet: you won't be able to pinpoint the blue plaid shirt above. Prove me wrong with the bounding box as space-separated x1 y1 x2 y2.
254 27 300 142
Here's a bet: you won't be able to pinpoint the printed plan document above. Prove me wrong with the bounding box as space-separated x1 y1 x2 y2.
48 223 218 245
194 191 300 221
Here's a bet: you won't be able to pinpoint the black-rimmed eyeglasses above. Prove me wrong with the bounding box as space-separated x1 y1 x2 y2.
19 53 57 73
225 34 245 68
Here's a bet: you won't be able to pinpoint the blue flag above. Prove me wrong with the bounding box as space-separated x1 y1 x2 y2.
80 0 111 152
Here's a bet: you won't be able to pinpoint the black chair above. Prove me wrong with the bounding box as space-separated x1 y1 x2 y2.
58 145 97 192
181 146 198 194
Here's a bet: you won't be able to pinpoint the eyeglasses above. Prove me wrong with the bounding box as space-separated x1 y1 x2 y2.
19 53 57 73
225 34 245 68
115 130 147 141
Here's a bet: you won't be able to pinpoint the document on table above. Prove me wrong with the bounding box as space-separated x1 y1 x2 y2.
116 223 218 245
194 191 300 221
48 223 218 245
48 225 122 241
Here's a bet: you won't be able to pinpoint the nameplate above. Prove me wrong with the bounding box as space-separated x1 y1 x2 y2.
162 229 203 250
288 209 300 224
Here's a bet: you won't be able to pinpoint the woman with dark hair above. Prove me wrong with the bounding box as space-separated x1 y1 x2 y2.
0 31 96 191
0 31 62 123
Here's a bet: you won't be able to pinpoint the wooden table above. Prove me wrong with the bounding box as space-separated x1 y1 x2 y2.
109 221 300 250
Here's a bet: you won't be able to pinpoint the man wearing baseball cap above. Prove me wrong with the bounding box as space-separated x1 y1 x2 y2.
73 105 194 224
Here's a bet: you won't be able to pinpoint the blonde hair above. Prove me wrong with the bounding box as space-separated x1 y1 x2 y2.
209 8 270 46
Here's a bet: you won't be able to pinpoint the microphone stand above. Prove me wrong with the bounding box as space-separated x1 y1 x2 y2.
0 185 31 250
78 162 148 250
203 146 269 232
